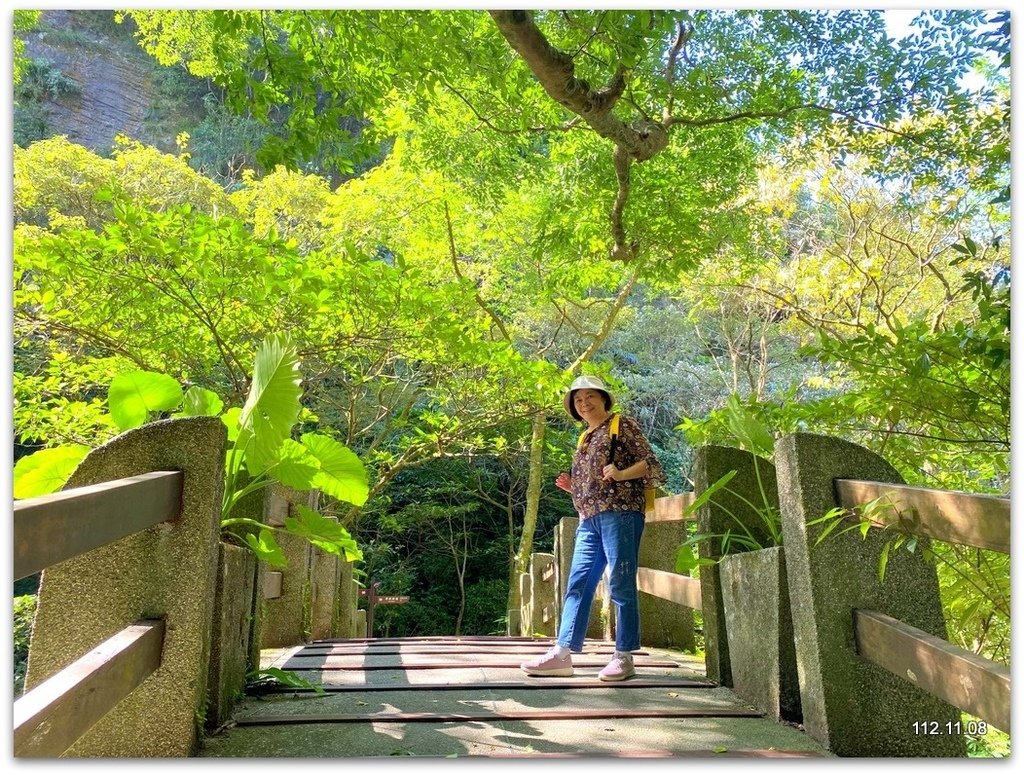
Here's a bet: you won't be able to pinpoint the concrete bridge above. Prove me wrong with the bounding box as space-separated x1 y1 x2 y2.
13 417 1010 758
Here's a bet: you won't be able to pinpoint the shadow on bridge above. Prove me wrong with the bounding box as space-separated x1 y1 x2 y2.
198 635 827 758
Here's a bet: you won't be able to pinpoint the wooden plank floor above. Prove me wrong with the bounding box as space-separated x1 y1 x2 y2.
199 636 829 758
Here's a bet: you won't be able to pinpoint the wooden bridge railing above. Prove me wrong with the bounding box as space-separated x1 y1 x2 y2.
836 479 1011 734
14 416 228 758
13 472 182 756
637 492 701 610
15 417 368 756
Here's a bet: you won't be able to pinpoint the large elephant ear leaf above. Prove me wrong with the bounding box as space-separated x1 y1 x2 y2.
271 438 320 491
301 433 369 506
178 386 224 417
108 370 184 431
236 334 302 475
13 445 91 498
287 504 363 562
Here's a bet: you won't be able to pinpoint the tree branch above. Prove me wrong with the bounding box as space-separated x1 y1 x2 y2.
488 10 668 162
443 199 511 342
568 268 638 372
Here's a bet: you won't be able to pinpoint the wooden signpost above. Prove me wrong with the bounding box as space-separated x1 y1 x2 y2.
358 581 410 638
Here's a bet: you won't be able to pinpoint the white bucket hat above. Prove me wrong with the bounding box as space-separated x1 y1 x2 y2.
563 375 615 421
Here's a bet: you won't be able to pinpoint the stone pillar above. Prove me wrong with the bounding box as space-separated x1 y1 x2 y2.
529 552 556 636
308 542 340 641
518 572 532 636
25 417 226 756
207 542 258 731
259 485 317 648
353 608 367 638
719 546 799 722
334 558 356 638
775 433 964 756
553 517 574 622
638 519 696 650
506 608 521 636
694 445 779 686
599 576 614 642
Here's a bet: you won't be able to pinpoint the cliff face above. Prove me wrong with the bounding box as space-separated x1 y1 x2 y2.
19 10 194 154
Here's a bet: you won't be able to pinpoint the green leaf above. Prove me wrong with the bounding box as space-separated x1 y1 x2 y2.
682 469 738 517
250 666 325 695
13 445 91 498
808 506 847 546
236 334 302 475
286 504 363 561
221 407 242 443
271 438 320 490
877 541 891 582
242 527 288 568
180 386 224 417
675 544 698 573
301 432 369 506
108 370 184 430
724 394 774 456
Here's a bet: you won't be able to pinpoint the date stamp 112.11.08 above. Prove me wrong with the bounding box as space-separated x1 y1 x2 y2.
912 720 988 736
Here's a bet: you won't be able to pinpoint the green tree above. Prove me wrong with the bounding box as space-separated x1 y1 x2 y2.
122 9 998 266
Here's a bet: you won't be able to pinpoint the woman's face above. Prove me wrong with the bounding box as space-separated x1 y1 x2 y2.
573 389 608 421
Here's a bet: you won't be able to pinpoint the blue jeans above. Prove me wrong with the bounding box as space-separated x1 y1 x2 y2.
556 510 645 653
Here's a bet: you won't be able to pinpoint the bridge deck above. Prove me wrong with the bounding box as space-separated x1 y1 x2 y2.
199 636 829 758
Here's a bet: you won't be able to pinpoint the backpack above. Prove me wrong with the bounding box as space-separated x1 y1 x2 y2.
577 413 656 513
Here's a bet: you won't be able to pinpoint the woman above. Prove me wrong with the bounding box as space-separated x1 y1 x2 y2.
521 375 665 682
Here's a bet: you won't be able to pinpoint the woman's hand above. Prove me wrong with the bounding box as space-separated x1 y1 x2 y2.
555 472 572 492
602 464 622 482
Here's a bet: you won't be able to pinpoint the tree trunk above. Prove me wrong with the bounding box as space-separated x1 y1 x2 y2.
507 410 546 623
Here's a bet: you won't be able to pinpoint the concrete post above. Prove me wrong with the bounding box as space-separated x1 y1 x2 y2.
529 552 556 636
507 608 521 637
259 485 317 648
353 608 367 638
308 540 340 641
207 542 258 731
775 433 964 756
719 546 800 722
693 445 779 686
334 558 356 638
519 572 532 636
25 417 226 756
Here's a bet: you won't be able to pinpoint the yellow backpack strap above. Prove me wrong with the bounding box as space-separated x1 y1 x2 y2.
577 414 619 450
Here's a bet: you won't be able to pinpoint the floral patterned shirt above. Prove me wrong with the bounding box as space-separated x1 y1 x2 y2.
570 413 666 520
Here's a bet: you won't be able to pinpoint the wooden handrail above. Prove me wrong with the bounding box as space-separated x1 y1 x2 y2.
645 493 696 522
14 619 166 757
636 567 702 610
835 479 1009 554
853 609 1010 733
14 471 184 580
